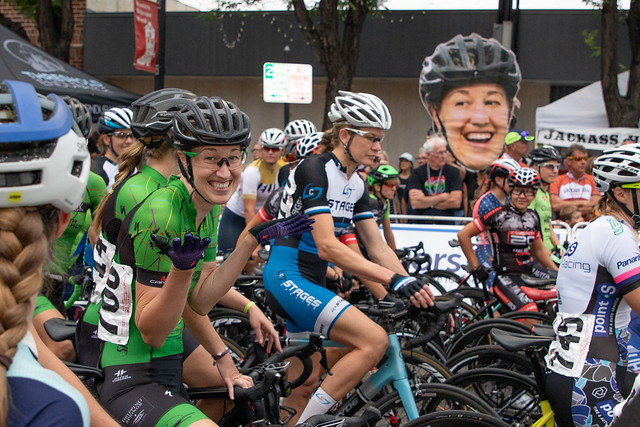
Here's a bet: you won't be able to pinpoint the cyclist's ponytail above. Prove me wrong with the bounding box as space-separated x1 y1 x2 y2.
0 207 59 425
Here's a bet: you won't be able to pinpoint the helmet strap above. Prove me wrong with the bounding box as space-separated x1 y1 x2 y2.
177 154 213 205
106 135 120 160
433 111 474 173
609 189 640 229
343 131 358 164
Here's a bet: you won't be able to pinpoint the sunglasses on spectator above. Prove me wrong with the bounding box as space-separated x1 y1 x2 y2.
110 131 135 139
345 128 384 144
567 155 589 162
540 163 559 170
511 188 536 197
505 130 534 145
262 146 281 153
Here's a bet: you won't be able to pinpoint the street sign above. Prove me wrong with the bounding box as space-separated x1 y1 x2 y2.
263 62 313 104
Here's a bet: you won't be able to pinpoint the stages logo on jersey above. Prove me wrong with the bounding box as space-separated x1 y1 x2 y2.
342 185 353 198
302 184 323 200
281 280 322 308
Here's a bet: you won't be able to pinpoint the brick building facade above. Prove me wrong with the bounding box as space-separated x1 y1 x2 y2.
0 0 86 69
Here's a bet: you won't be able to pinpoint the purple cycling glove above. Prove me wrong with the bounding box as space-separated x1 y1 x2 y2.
151 233 211 270
249 213 315 244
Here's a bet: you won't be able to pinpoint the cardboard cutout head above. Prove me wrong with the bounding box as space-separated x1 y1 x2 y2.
419 33 522 171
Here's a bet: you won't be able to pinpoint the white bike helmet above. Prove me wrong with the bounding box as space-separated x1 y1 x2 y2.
98 107 133 133
294 132 324 160
593 144 640 192
0 80 90 213
284 119 317 142
328 90 392 130
259 128 286 149
508 167 541 189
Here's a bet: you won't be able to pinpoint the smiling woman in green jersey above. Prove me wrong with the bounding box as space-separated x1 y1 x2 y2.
94 95 312 427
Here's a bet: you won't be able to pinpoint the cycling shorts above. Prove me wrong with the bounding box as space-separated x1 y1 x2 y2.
263 247 350 336
546 360 636 427
98 356 207 426
492 274 537 312
217 209 246 254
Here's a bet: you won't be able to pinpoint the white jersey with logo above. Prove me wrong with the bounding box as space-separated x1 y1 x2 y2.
225 159 283 217
546 215 640 377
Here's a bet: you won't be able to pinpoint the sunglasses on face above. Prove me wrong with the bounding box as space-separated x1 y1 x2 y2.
110 131 135 139
511 188 536 197
262 146 281 153
345 128 384 144
383 182 399 189
183 150 247 170
505 130 534 145
567 155 588 162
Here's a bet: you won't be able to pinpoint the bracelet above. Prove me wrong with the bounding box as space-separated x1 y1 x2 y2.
243 301 256 314
213 347 230 361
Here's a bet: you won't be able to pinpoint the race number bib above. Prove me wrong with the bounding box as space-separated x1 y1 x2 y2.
97 260 134 345
91 235 116 304
545 312 596 377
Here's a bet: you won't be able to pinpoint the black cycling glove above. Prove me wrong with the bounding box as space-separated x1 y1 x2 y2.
472 265 490 283
388 274 424 299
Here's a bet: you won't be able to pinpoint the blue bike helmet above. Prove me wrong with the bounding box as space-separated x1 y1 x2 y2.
0 80 90 212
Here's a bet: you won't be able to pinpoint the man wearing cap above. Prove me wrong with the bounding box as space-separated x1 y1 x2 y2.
501 128 533 167
550 143 600 220
397 152 415 221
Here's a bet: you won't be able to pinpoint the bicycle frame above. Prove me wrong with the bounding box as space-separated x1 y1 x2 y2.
288 331 420 421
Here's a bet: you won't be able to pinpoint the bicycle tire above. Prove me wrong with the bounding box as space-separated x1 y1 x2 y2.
372 382 499 426
445 344 532 375
403 410 511 427
444 367 541 426
401 349 451 383
423 270 463 294
445 318 531 357
208 308 254 351
500 310 552 324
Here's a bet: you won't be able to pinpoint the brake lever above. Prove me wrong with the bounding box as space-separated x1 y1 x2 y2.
319 346 332 376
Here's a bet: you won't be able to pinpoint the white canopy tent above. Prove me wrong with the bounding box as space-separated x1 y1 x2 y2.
535 71 640 151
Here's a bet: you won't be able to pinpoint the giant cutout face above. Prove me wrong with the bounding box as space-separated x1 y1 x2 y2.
420 33 522 171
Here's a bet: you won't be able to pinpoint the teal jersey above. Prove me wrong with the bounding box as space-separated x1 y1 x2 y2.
99 176 221 367
49 171 106 274
529 188 554 252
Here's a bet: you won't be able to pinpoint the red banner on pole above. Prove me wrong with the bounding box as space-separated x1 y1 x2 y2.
133 0 158 73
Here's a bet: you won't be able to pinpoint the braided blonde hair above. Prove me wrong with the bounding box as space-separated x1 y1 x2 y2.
0 207 58 426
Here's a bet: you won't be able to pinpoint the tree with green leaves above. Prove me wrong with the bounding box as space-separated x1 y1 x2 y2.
213 0 385 129
586 0 640 128
4 0 74 62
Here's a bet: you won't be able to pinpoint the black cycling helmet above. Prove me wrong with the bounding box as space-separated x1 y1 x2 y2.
171 96 251 150
60 96 92 138
527 146 562 164
131 88 197 142
419 33 521 109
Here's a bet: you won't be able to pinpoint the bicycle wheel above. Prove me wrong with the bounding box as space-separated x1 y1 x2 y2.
500 310 552 324
444 368 541 426
446 345 532 375
445 318 531 357
208 308 253 351
423 270 463 294
372 382 499 426
401 349 451 384
403 410 511 427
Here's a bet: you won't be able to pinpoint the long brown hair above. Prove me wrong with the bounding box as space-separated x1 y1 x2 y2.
0 207 58 425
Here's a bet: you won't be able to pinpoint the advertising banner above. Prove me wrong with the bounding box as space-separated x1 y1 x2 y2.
134 0 158 74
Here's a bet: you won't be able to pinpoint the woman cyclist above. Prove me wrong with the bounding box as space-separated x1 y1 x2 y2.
263 90 434 423
218 127 287 253
0 80 91 426
471 158 519 288
91 107 134 190
458 167 557 313
94 95 311 426
545 144 640 427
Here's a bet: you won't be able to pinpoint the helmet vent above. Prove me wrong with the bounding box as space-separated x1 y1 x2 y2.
0 140 56 161
71 160 84 178
0 170 41 187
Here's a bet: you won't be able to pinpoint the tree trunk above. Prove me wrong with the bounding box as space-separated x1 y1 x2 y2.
600 0 640 128
0 12 28 40
36 0 74 62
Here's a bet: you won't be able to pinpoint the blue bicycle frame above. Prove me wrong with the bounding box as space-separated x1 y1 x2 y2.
286 332 420 420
